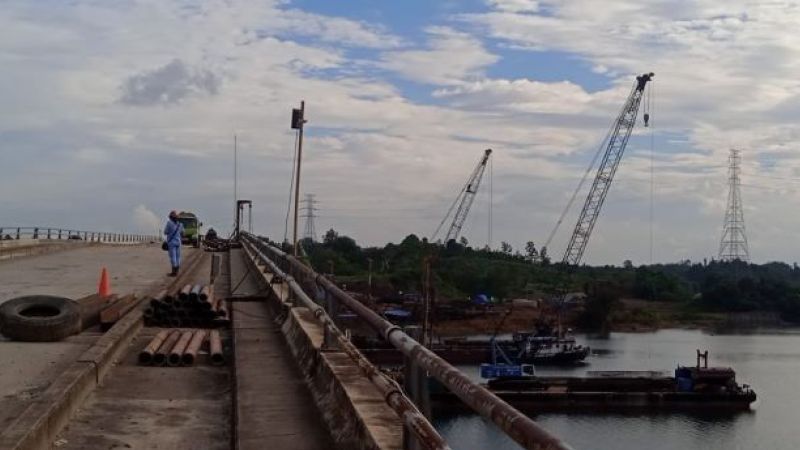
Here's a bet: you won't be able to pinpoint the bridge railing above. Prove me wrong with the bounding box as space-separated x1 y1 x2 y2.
241 233 572 450
0 227 158 244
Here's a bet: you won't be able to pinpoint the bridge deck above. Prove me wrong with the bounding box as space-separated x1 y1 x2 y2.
229 248 334 449
0 244 168 301
0 244 183 439
54 252 233 449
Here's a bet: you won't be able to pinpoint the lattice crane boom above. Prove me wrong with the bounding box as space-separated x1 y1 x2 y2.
561 72 653 265
433 149 493 243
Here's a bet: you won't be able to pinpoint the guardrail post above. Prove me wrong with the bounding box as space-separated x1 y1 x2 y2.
47 228 51 239
403 325 431 450
33 228 39 240
59 229 62 239
16 228 20 240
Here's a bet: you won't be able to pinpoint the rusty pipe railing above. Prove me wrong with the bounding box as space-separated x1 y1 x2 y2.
242 233 573 450
241 236 450 450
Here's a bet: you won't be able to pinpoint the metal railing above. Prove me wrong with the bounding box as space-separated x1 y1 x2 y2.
241 234 449 450
241 233 572 450
0 227 157 244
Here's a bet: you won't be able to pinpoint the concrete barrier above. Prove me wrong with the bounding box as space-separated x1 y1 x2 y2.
241 247 402 450
281 307 402 450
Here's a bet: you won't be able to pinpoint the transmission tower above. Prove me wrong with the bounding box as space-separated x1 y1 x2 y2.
301 194 318 242
718 149 749 262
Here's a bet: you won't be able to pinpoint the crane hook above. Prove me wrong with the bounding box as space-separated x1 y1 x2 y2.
643 113 650 127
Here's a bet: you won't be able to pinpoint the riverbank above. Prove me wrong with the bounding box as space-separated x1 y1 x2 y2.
430 298 789 337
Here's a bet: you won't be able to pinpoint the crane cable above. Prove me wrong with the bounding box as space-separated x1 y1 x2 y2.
488 154 493 249
541 97 625 253
648 80 655 266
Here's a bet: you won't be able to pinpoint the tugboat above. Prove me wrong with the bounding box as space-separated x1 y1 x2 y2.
497 324 590 365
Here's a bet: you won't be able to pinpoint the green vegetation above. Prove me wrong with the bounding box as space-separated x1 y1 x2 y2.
293 230 800 324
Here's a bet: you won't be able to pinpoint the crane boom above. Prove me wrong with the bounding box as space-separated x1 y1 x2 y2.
562 72 653 265
433 149 493 243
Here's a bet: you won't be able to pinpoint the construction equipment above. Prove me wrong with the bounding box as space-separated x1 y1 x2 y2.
548 73 653 265
432 149 492 243
176 211 202 247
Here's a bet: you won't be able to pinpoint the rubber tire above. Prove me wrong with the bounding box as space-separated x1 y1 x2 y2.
0 296 81 342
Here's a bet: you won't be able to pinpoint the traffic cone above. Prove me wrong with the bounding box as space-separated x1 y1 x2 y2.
98 267 111 297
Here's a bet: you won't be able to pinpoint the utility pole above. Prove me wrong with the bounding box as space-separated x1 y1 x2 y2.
301 194 318 242
719 149 749 262
291 101 306 256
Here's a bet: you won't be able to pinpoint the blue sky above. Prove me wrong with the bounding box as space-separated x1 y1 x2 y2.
2 0 800 264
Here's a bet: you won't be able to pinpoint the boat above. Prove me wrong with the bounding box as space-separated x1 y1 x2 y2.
432 350 757 412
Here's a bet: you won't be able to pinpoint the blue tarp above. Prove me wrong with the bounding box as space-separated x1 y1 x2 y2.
384 307 412 318
473 294 490 305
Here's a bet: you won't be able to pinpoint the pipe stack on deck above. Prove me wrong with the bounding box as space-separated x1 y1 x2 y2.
138 328 224 367
143 285 229 328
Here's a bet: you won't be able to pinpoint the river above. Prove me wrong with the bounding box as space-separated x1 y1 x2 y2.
434 328 800 449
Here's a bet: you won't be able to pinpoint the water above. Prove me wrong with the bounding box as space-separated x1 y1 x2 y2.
435 329 800 450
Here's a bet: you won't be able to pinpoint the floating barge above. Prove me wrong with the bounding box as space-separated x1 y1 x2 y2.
356 333 589 365
432 351 756 412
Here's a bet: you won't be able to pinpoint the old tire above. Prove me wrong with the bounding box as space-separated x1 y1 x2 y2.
0 296 81 342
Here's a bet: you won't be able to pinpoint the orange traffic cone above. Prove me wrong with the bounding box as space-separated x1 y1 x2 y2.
98 267 111 297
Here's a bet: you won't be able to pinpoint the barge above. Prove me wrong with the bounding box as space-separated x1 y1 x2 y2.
432 350 756 412
355 332 589 365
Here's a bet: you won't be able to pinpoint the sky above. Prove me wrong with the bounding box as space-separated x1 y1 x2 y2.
2 0 800 265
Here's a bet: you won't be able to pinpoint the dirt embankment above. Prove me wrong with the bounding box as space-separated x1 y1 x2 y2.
428 299 787 337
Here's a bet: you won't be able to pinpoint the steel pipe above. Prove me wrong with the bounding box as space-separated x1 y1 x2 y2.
154 330 181 365
243 233 572 450
182 330 207 366
139 330 170 365
169 330 194 366
242 237 450 450
209 329 224 366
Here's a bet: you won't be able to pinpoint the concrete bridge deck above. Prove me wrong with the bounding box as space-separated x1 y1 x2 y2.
0 244 356 450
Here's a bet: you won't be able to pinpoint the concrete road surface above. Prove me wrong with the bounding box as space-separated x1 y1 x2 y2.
0 244 171 303
0 243 189 435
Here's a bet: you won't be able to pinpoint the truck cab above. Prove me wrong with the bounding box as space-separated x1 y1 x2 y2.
176 212 202 247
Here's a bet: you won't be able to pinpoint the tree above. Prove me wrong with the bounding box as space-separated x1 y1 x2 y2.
501 241 512 254
623 259 633 269
323 229 339 244
459 236 469 247
525 241 538 261
539 246 551 265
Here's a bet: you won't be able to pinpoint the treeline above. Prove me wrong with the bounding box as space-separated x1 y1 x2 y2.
294 230 800 322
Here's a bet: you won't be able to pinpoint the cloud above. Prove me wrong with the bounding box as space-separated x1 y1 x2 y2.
4 0 800 266
379 26 499 85
433 78 594 114
487 0 540 13
120 59 220 106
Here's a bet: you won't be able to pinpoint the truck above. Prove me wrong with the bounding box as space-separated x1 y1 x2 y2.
176 211 202 247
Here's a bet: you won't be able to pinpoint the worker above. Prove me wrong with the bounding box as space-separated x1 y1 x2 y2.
163 210 184 276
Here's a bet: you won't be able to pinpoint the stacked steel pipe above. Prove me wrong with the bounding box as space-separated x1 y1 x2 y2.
143 285 229 328
138 328 224 367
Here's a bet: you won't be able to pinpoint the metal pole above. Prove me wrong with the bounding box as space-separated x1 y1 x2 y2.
293 100 305 256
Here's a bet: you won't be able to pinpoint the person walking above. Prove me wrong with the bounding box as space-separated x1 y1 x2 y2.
164 210 184 276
